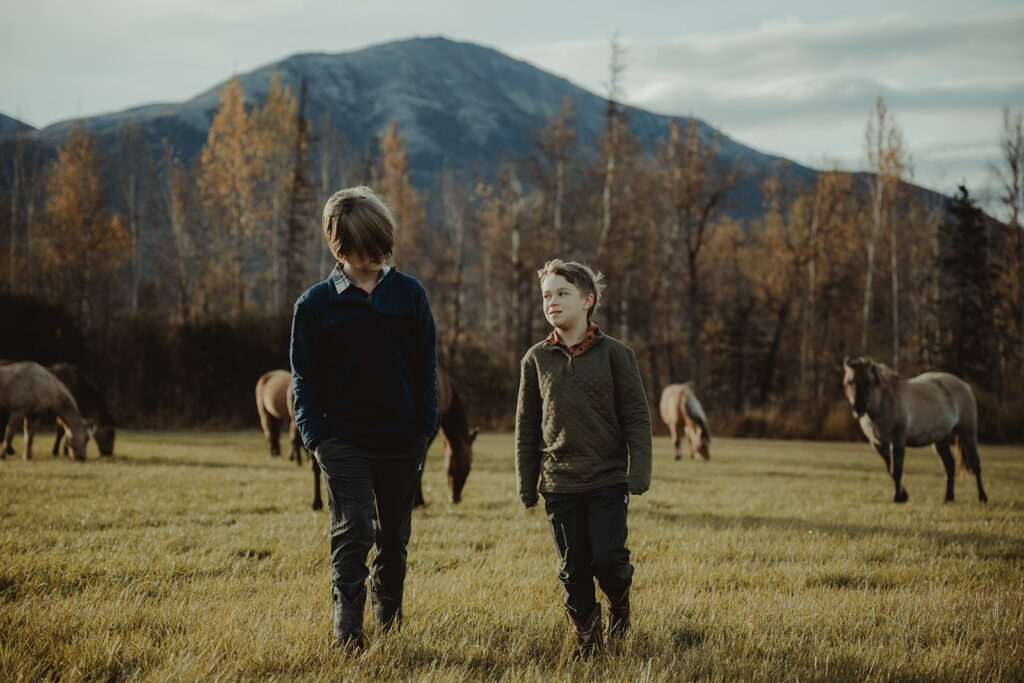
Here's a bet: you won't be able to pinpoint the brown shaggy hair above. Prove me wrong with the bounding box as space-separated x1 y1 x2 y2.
536 258 606 321
321 186 396 263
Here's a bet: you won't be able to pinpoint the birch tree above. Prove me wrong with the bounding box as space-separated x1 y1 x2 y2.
862 96 908 367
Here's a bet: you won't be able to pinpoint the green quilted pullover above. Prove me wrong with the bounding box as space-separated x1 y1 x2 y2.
515 328 653 505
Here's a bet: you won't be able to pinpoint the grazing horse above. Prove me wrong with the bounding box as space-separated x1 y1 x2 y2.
843 356 988 504
659 382 711 461
47 362 116 457
310 365 477 510
0 361 89 461
255 369 304 465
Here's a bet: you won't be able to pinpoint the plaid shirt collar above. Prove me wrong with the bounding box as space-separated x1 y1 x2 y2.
547 321 601 357
331 263 393 294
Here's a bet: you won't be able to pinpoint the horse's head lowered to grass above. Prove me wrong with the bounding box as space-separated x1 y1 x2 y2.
444 425 478 504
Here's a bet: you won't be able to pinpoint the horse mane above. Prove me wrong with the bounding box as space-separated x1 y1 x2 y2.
51 363 114 425
682 386 710 437
871 360 899 383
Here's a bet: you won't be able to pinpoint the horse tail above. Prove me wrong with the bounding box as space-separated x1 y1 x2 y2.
255 375 270 424
683 387 711 441
953 434 982 477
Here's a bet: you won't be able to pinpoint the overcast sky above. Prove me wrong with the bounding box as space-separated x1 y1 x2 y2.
2 0 1022 213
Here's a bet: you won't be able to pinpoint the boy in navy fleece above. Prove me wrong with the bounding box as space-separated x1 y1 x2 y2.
291 186 438 650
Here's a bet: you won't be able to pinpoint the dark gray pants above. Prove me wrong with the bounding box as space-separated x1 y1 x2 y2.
544 483 633 622
314 438 427 605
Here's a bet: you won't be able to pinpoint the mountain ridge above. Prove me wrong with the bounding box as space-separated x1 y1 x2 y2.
9 37 813 199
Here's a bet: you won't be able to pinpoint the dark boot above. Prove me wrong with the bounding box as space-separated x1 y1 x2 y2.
603 587 631 638
566 604 603 659
332 585 365 651
370 583 403 633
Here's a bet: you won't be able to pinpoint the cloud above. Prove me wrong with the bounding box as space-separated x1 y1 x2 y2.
511 7 1024 202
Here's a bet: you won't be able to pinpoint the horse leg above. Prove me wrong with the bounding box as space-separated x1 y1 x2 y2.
670 423 682 461
933 438 957 503
311 456 323 511
1 415 15 459
21 413 33 461
52 421 65 456
871 442 901 502
268 417 282 457
890 438 908 503
289 421 302 466
958 433 988 503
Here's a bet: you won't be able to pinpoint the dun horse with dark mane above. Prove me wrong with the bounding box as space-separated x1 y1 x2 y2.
0 361 89 461
843 356 988 503
47 363 116 456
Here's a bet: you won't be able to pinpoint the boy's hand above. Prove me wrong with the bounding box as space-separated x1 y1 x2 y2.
520 492 539 509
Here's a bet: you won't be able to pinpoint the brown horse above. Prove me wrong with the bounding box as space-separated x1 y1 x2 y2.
0 361 89 461
310 365 477 510
255 369 304 465
659 382 711 461
843 356 988 504
47 363 116 457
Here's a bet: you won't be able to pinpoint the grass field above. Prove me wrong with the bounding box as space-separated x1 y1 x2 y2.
1 431 1022 681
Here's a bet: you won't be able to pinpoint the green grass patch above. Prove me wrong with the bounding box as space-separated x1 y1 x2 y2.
1 432 1022 680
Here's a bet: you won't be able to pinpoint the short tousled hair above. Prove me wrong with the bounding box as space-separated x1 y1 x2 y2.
321 186 396 263
537 258 606 321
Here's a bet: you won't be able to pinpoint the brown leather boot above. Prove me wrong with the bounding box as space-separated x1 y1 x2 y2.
566 604 603 659
603 587 631 638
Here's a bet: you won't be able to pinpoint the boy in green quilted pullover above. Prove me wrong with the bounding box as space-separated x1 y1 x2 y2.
515 258 652 658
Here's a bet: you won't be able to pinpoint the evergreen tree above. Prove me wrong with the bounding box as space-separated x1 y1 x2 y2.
939 185 994 385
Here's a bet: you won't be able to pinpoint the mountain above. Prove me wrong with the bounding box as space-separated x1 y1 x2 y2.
10 37 813 208
0 113 35 137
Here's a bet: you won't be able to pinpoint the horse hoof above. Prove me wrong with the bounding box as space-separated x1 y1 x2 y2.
674 454 681 461
312 501 323 511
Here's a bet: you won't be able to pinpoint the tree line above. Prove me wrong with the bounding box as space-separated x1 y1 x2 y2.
2 75 1022 441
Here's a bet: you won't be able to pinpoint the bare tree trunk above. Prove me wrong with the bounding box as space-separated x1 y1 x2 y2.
271 196 282 313
800 188 820 400
687 249 699 381
890 201 900 372
554 157 564 252
599 120 616 258
862 177 882 354
597 36 624 259
8 136 21 293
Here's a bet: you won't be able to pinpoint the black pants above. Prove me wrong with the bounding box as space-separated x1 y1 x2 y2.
314 438 427 604
544 483 633 622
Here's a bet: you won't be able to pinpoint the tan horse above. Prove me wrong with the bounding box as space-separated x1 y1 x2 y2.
0 361 89 461
843 356 988 504
659 382 711 461
255 369 303 465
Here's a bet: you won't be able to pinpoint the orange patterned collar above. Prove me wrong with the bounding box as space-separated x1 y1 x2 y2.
547 322 601 357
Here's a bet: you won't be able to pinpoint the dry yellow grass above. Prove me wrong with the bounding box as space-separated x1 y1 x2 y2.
1 431 1022 681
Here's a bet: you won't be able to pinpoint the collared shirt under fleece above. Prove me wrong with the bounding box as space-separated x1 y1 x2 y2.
290 264 438 453
515 327 653 505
